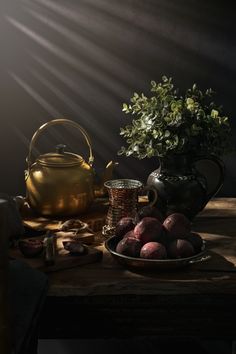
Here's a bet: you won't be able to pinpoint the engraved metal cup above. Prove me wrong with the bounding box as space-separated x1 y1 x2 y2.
102 179 157 237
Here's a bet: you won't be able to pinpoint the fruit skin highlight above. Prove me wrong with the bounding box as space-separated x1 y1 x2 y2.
163 213 191 239
115 217 135 238
140 242 167 259
167 239 195 259
116 237 142 258
123 230 135 239
114 211 204 261
134 217 164 245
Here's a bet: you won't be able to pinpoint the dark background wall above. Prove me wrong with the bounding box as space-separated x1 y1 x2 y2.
0 0 235 197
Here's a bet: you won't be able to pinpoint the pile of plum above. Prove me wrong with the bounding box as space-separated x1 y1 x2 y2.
114 206 203 260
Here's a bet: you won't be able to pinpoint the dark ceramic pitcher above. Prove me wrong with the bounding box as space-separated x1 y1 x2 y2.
146 154 225 220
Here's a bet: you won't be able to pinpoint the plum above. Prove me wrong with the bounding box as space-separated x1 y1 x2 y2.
140 242 167 259
115 217 135 238
123 230 135 239
18 239 44 258
136 205 164 223
115 237 142 257
187 232 203 253
167 239 195 259
134 217 164 245
163 213 191 239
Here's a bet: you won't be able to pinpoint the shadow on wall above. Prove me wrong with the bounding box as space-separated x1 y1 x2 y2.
0 0 235 196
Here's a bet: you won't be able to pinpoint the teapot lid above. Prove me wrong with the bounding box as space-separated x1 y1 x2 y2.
37 144 83 167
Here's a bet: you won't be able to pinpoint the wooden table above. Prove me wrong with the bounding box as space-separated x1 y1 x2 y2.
39 198 236 340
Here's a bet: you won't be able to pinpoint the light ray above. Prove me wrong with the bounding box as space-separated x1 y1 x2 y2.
29 69 116 156
6 16 82 68
29 53 119 114
33 0 137 52
85 0 234 71
9 123 33 150
8 72 73 154
6 15 131 97
34 0 103 30
30 69 88 115
26 7 139 84
27 0 197 73
9 72 60 116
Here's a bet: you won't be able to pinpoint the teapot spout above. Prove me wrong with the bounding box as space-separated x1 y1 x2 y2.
94 161 119 198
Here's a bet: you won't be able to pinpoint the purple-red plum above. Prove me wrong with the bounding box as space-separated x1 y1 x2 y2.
134 217 163 244
137 205 164 223
123 230 135 239
187 232 203 253
115 217 135 238
140 242 167 259
115 236 142 258
18 239 44 258
163 213 191 239
167 239 195 259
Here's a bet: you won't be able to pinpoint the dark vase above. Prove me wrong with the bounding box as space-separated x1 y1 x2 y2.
147 154 225 220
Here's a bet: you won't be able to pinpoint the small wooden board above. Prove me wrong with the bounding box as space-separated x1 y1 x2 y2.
10 234 103 273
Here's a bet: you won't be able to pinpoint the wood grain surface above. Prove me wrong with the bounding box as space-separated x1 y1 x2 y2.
36 198 236 338
46 198 236 297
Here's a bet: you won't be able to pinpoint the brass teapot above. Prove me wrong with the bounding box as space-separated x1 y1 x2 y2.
25 118 117 217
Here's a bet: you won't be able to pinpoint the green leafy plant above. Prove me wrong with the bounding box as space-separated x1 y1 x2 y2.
118 76 233 159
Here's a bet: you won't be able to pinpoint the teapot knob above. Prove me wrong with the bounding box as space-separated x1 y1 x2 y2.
56 144 66 154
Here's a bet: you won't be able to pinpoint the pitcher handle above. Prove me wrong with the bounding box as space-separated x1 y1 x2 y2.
26 118 94 169
193 155 225 201
140 185 158 207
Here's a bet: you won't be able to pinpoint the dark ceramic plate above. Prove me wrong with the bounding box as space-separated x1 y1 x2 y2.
105 235 209 270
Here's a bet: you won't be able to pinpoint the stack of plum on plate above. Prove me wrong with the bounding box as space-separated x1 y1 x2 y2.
115 206 204 260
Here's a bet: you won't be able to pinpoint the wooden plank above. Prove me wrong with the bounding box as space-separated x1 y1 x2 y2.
139 197 236 218
197 198 236 218
18 198 236 296
139 196 236 218
46 216 236 296
37 197 236 340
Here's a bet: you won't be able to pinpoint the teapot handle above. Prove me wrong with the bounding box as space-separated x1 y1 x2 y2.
27 118 94 168
193 155 225 202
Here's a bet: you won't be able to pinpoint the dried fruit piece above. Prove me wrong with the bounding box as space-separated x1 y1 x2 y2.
62 240 87 255
60 219 86 231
